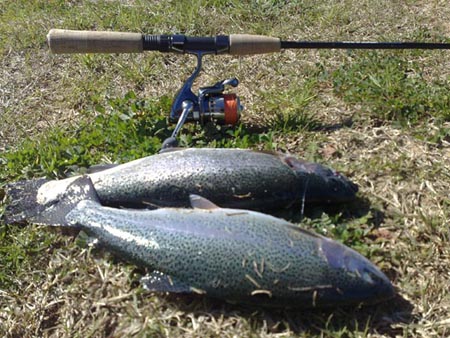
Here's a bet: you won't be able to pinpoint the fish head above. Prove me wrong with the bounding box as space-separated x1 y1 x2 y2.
283 156 359 204
318 236 395 306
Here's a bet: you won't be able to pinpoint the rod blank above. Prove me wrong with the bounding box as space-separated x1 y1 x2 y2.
280 40 450 50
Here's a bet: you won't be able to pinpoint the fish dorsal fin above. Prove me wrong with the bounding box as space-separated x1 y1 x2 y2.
189 194 220 210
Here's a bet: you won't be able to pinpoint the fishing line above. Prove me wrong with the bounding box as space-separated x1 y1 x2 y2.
300 177 309 221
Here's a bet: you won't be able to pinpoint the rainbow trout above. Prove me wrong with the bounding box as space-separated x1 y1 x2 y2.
5 148 357 224
29 176 392 308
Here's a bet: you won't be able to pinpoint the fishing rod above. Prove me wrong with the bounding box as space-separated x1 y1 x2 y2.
47 29 450 147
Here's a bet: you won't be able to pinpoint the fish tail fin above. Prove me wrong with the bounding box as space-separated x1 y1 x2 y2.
33 175 101 227
3 178 50 224
5 175 100 227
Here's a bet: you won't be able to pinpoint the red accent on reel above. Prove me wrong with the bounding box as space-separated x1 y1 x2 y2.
223 94 239 125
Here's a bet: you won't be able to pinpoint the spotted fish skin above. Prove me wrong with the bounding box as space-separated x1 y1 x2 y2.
5 148 358 224
87 148 305 209
54 176 392 308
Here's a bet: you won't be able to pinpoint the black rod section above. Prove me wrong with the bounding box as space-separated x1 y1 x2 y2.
143 34 230 53
280 41 450 50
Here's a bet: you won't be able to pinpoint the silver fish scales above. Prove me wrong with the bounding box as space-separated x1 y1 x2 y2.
27 175 392 308
4 148 358 224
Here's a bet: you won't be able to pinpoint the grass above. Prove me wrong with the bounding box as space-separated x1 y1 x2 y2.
1 0 450 337
332 51 450 126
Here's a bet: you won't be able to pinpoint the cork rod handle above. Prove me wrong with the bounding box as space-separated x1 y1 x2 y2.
47 29 143 54
229 34 281 55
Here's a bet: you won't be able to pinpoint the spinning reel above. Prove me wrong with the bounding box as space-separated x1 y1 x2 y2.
167 51 243 146
47 29 450 148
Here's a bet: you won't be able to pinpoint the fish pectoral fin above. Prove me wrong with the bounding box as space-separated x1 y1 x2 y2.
189 194 220 210
75 230 101 249
140 271 193 294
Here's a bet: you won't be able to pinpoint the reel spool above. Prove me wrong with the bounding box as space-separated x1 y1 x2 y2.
170 77 242 126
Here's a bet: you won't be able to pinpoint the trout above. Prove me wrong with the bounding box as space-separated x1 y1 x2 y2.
5 148 358 224
28 175 392 308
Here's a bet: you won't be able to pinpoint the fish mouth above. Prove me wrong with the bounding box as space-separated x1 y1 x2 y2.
319 237 395 304
320 171 359 198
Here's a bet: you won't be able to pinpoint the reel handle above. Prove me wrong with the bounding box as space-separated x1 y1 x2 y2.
47 29 281 55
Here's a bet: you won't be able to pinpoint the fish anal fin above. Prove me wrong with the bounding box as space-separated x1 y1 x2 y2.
75 230 100 249
189 194 219 210
141 271 193 294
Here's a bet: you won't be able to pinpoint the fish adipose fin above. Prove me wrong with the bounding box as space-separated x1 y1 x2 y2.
189 194 220 210
4 178 50 224
141 271 194 294
30 175 100 227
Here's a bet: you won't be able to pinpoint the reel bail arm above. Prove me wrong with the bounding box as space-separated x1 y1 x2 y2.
167 50 243 146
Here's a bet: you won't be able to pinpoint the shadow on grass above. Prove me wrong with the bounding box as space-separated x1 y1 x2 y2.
271 194 381 225
310 116 354 133
187 113 353 148
194 116 354 147
150 290 414 336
